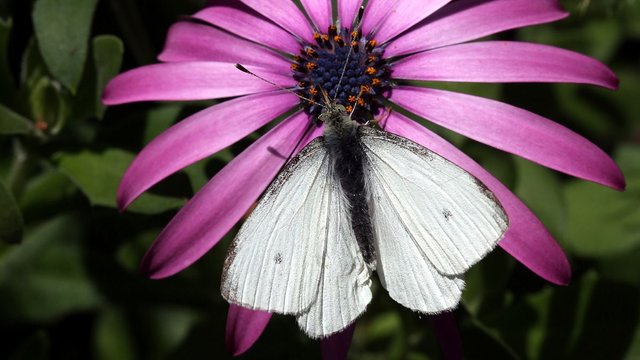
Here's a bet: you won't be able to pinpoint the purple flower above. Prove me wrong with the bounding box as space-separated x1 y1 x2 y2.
103 0 624 357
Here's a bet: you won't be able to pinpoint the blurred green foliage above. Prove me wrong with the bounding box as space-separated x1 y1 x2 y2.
0 0 639 359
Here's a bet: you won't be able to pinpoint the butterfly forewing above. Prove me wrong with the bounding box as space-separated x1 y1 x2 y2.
222 135 374 337
360 127 508 277
221 139 331 314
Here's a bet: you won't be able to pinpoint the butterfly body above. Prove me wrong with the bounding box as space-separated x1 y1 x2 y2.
320 103 376 269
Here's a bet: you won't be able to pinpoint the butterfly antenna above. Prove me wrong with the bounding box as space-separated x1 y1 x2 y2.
332 6 365 100
319 87 332 105
235 64 325 109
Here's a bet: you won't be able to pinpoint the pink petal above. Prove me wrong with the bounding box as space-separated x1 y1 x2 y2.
239 0 315 44
390 87 625 190
361 0 452 44
102 62 294 105
226 305 272 356
140 112 322 278
429 313 462 360
337 0 361 29
158 21 290 73
301 0 332 33
383 112 571 284
117 91 299 210
392 41 618 89
194 1 300 54
320 324 356 360
385 0 568 57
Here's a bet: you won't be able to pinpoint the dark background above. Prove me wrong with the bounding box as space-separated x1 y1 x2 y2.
0 0 639 359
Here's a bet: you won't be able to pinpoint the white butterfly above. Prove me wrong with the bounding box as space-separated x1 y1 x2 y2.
221 100 508 338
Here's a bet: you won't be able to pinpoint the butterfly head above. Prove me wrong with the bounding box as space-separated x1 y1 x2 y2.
319 99 358 137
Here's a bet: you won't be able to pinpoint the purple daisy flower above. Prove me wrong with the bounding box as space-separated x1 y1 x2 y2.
103 0 624 357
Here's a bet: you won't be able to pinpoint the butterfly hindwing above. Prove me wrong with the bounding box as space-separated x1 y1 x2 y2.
360 127 508 311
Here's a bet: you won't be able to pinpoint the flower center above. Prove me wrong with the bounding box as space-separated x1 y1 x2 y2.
293 25 391 121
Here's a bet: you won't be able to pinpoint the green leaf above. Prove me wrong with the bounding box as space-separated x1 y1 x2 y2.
518 16 621 62
93 35 124 119
616 144 640 190
56 149 186 214
564 182 640 256
32 0 98 92
514 158 567 241
143 104 181 144
183 159 210 194
0 214 102 322
21 38 49 90
70 35 124 121
461 142 517 189
128 192 186 215
0 179 23 244
563 145 640 257
19 168 77 220
0 103 33 135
